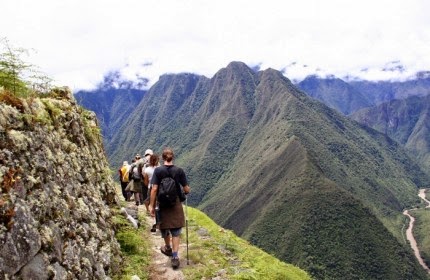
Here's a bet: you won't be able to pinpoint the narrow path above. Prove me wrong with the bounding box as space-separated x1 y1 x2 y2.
122 200 188 279
418 189 430 208
145 213 187 280
403 189 430 274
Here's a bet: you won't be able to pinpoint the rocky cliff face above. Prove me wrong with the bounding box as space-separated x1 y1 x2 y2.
0 88 121 279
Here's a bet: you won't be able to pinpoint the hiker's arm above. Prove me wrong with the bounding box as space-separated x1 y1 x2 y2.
183 185 190 194
149 185 158 216
143 172 149 186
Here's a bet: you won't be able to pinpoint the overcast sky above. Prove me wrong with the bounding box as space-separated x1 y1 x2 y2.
1 0 430 91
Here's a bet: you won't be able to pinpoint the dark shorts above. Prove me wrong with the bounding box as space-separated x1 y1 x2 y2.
160 227 182 238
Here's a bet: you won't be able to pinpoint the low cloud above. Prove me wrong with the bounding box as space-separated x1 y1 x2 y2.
1 0 429 91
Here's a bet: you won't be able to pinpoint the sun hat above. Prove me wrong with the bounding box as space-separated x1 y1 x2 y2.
144 149 154 156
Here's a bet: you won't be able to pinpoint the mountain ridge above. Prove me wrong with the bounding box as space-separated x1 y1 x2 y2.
351 94 430 170
77 61 430 279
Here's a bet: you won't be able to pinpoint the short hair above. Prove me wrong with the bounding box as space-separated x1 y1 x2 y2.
162 148 174 162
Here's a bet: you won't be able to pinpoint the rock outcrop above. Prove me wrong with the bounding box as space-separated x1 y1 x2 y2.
0 88 121 279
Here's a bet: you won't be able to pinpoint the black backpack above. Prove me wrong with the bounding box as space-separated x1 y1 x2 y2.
157 167 185 208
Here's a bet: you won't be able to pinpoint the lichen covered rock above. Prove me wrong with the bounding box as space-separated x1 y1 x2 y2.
0 88 122 279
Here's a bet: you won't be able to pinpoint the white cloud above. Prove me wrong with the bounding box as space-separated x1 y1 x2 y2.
1 0 430 91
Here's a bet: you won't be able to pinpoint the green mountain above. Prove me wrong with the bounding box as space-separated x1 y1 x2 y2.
351 94 430 170
106 62 430 279
297 75 372 114
74 88 146 142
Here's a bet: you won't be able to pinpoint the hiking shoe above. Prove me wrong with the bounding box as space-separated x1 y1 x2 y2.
160 246 172 256
150 224 156 232
171 257 180 269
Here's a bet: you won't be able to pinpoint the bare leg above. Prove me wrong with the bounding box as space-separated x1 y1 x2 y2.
164 235 171 247
172 236 180 254
134 192 140 205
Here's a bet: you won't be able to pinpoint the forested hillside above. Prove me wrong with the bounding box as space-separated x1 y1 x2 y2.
75 88 145 143
351 94 430 170
94 62 430 279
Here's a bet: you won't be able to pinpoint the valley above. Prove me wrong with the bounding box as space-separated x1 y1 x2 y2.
75 62 430 279
403 189 430 274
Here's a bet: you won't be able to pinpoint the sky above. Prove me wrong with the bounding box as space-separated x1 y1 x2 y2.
1 0 430 91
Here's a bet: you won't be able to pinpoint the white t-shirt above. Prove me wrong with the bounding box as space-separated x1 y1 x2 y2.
144 166 156 187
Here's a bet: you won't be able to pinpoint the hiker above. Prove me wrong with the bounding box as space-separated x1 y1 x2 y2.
143 153 160 230
139 149 154 212
118 161 130 201
134 151 150 211
150 147 190 269
144 149 154 164
127 158 142 206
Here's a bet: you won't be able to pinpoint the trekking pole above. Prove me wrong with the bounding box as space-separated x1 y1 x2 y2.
185 196 189 265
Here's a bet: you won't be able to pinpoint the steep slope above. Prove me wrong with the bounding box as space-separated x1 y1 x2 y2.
351 94 430 170
199 68 429 279
297 75 372 114
349 75 430 105
107 62 430 279
75 88 146 142
107 72 211 167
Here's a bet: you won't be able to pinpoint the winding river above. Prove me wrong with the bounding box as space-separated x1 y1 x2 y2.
403 189 430 274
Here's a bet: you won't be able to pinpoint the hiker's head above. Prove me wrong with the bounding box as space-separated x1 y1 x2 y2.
145 149 153 157
149 154 159 166
162 148 174 162
135 154 141 160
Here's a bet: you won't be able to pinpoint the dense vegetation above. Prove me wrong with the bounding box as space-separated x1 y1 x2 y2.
413 208 430 269
92 62 430 279
351 94 430 170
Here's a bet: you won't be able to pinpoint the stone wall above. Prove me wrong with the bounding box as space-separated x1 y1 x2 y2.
0 88 122 279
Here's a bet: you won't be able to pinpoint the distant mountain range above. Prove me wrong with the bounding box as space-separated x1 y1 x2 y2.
297 73 430 115
75 62 430 279
351 94 430 170
75 88 146 143
296 74 430 169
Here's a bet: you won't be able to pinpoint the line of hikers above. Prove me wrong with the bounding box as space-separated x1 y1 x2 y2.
118 147 190 270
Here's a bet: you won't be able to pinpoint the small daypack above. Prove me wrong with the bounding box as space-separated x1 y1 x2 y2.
130 165 140 180
157 167 185 208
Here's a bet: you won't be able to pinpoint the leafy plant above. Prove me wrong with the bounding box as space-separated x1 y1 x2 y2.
0 37 52 97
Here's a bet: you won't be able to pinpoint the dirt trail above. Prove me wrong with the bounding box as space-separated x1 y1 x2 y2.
123 201 190 280
418 189 430 208
144 211 188 280
403 189 430 274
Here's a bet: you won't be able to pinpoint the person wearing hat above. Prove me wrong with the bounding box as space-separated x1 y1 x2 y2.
143 153 160 231
118 161 130 201
137 149 154 213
